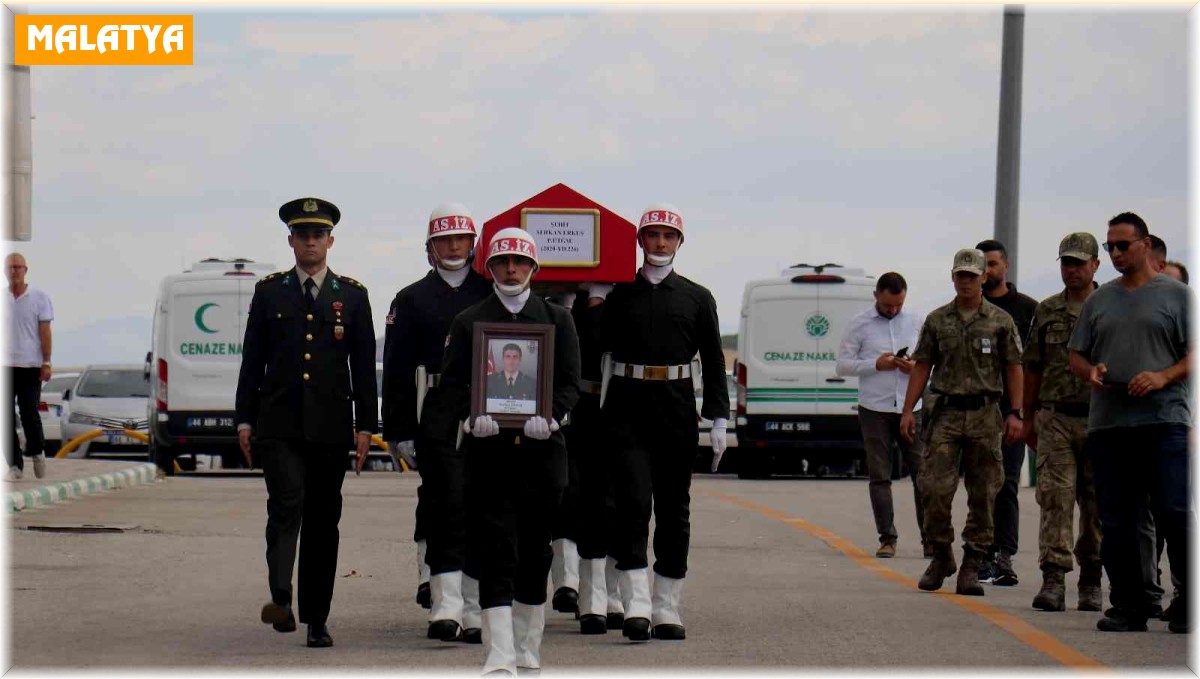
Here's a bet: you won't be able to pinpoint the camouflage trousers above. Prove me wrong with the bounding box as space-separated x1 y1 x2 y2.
919 405 1003 554
1034 409 1101 572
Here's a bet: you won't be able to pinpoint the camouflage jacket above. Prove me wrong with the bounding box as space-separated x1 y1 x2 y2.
913 298 1022 396
1023 289 1090 405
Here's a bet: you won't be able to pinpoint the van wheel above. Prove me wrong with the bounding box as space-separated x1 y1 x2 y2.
737 453 772 480
220 448 245 470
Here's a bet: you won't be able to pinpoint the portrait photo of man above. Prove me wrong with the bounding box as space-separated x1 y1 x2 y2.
485 340 539 415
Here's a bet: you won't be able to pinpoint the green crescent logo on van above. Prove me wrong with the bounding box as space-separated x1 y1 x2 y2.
195 303 219 334
805 312 830 338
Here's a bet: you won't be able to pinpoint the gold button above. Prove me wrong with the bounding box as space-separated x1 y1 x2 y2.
306 333 313 341
306 314 313 321
304 353 312 361
303 373 310 381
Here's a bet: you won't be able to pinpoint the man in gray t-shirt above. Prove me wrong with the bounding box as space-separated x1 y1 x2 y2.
1068 211 1192 634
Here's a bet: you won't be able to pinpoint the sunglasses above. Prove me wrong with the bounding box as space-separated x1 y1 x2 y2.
1102 238 1144 253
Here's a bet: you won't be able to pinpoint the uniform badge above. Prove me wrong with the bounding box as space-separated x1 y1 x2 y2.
981 337 992 355
333 301 343 311
386 312 396 325
303 199 318 213
334 325 345 340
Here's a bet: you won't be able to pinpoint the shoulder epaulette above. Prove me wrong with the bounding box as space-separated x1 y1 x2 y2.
257 270 289 286
337 275 367 291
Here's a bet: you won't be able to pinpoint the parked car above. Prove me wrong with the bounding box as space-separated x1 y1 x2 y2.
61 364 151 459
38 371 80 455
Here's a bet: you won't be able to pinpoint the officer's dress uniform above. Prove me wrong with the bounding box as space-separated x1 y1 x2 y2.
913 297 1022 594
441 291 580 672
382 268 491 637
1025 285 1103 611
486 371 537 401
599 268 727 640
236 262 377 633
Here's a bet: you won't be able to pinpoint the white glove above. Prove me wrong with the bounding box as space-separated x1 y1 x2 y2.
465 415 500 438
710 417 729 471
393 440 417 471
523 416 559 440
586 283 614 301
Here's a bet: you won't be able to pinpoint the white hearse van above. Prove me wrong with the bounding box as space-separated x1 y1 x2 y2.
734 263 875 479
146 258 274 472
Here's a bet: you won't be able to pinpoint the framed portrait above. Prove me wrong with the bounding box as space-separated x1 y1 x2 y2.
471 322 556 428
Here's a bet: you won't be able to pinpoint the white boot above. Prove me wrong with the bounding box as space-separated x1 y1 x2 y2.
513 601 546 671
605 557 625 618
550 539 580 614
481 606 517 676
417 539 431 585
578 558 607 617
618 568 652 640
651 574 686 639
463 574 483 637
429 571 464 640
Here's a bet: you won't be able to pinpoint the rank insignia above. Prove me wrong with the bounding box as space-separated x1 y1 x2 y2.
334 325 345 340
303 199 319 213
333 301 344 311
331 279 340 292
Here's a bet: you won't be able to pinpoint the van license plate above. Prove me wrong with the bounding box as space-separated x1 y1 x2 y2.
766 422 811 432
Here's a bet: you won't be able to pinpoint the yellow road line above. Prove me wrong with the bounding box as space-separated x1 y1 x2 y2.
704 490 1107 670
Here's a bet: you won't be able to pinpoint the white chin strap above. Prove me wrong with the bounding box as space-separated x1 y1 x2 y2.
495 281 527 297
645 252 675 267
438 257 468 271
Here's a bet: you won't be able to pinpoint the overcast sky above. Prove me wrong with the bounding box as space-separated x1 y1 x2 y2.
8 4 1191 366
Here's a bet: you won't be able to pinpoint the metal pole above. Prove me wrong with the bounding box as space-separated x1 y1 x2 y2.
994 5 1024 285
7 5 32 242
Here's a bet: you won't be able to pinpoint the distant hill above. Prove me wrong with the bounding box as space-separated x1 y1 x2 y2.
721 334 737 350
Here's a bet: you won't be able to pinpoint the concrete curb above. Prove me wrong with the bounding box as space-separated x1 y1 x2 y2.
7 462 160 513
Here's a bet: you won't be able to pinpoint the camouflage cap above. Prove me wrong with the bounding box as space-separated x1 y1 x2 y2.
1058 232 1099 261
952 248 986 276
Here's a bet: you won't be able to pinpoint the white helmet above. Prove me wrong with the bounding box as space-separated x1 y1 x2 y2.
486 227 540 296
637 202 684 266
426 202 477 270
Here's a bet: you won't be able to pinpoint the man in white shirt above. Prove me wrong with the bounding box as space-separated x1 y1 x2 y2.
836 272 927 559
5 253 54 481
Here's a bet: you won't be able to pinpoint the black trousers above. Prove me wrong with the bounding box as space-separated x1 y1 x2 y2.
551 431 581 545
991 438 1026 556
260 437 346 625
1088 424 1191 617
7 367 43 468
606 382 699 580
566 394 617 560
417 430 472 576
467 431 566 609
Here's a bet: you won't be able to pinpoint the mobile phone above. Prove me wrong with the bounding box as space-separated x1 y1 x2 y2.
895 347 909 359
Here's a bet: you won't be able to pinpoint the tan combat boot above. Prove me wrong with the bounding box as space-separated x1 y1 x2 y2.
918 544 958 592
1032 566 1066 611
956 549 985 596
1078 562 1103 612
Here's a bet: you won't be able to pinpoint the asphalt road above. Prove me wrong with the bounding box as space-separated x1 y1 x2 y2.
7 469 1191 672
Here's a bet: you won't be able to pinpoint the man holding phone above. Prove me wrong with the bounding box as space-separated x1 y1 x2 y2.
836 272 928 559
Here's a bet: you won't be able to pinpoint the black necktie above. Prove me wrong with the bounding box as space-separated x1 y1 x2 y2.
304 278 316 307
508 378 514 388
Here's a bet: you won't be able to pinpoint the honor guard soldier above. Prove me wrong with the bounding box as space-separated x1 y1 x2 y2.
382 203 492 643
1023 232 1104 612
236 197 378 648
900 248 1024 597
598 203 728 641
441 227 581 675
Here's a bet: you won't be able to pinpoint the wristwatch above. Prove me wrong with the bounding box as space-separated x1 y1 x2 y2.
41 362 51 368
1009 410 1024 420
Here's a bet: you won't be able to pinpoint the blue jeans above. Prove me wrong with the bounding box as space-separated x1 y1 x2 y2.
1087 424 1191 617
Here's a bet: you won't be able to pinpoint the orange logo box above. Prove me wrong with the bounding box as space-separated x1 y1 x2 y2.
15 15 193 66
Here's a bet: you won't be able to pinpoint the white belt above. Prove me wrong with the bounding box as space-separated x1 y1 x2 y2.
611 362 692 382
425 374 441 388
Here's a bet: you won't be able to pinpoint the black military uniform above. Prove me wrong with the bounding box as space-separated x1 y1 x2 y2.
599 269 727 639
381 267 490 635
235 197 377 646
441 293 581 612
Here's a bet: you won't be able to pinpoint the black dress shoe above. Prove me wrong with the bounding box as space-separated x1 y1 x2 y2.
273 611 297 633
622 616 650 641
552 587 579 614
261 602 292 626
652 623 686 640
428 619 462 641
606 612 624 630
1096 610 1148 632
307 624 333 647
416 582 431 609
579 614 607 635
461 627 482 644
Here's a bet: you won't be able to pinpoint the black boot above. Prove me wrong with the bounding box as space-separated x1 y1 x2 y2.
956 549 985 596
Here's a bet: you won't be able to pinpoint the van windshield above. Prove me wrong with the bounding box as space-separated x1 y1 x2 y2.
76 370 152 398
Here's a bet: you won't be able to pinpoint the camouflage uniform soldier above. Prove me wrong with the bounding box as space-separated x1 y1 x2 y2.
1023 232 1104 613
901 248 1025 596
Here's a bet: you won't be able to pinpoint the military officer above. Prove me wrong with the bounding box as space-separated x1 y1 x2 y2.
598 203 728 642
441 227 581 675
1023 232 1104 612
235 197 378 648
382 203 492 642
900 248 1024 597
